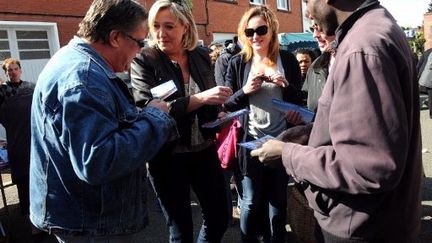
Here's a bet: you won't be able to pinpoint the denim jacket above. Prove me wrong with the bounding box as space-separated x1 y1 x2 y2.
30 37 177 236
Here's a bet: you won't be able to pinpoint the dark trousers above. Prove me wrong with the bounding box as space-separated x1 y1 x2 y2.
148 145 229 243
15 176 30 215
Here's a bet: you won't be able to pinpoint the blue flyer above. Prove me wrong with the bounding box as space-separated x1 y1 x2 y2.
202 109 249 128
238 135 275 150
271 99 315 123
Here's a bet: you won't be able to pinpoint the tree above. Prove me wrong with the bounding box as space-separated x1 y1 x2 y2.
428 0 432 13
409 31 426 57
184 0 193 11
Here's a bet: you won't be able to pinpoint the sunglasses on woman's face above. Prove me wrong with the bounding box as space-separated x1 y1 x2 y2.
244 25 268 38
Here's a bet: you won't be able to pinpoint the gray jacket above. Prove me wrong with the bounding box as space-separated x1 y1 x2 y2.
282 1 421 241
419 51 432 88
302 52 330 112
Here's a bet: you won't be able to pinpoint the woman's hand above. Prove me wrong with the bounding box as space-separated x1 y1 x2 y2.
243 74 265 95
269 72 288 88
195 86 233 105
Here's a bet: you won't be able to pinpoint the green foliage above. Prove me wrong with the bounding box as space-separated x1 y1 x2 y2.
409 31 426 57
428 0 432 13
184 0 193 11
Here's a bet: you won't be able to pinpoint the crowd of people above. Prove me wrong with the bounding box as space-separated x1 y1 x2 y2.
0 0 425 242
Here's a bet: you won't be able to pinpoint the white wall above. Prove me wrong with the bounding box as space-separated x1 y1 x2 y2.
212 32 236 42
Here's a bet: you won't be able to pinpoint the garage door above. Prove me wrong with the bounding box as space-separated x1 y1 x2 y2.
0 21 60 84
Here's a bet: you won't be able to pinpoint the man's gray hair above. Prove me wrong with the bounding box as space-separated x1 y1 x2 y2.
77 0 147 43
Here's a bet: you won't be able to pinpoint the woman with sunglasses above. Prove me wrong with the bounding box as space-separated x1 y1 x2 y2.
224 6 302 242
130 0 231 242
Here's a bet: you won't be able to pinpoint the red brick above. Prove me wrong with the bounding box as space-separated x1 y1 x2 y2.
0 0 303 47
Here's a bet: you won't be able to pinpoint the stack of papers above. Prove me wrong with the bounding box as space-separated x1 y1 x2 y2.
150 80 177 101
202 109 249 128
271 99 315 123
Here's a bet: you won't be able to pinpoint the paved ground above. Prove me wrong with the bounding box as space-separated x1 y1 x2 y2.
0 108 431 242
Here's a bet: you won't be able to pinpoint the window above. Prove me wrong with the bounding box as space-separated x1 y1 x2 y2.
16 30 51 60
0 21 60 83
277 0 290 11
250 0 265 5
0 30 11 60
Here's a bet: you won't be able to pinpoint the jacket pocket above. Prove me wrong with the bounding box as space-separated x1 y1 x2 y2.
118 107 139 129
307 184 342 216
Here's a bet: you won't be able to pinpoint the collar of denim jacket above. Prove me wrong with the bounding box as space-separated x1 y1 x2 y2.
69 36 119 80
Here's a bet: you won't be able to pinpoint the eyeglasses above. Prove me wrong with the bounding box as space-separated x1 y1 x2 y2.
244 25 268 38
309 23 319 32
123 32 145 48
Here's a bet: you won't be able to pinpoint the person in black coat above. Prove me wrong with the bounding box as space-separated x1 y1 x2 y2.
130 1 231 242
214 36 242 85
0 58 34 216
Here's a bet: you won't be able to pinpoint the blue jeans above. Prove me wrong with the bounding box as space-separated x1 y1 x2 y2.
148 145 229 243
240 156 288 243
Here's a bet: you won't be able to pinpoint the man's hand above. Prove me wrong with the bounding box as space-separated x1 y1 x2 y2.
147 99 169 113
251 139 285 165
276 124 312 145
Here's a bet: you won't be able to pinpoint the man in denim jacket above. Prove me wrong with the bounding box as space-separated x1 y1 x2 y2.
30 0 177 241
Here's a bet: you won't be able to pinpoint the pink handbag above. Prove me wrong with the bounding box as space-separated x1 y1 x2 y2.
215 118 241 170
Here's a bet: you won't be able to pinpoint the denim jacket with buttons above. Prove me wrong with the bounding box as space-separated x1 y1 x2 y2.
30 37 177 236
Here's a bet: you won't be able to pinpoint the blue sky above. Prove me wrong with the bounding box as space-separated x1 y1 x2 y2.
379 0 429 27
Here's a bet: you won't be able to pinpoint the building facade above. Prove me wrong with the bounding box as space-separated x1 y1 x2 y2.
0 0 302 139
0 0 303 81
424 13 432 50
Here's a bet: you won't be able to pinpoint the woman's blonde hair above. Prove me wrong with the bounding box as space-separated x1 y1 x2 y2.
237 6 280 65
147 0 198 51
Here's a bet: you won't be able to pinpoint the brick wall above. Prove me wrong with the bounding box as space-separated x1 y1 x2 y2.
424 13 432 50
0 0 91 46
0 0 91 16
0 13 82 47
199 0 303 45
0 0 303 47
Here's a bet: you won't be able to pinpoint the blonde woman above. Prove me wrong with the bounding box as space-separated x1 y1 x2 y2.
130 0 231 242
224 6 302 242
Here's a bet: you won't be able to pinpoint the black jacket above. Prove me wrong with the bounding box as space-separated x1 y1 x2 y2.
214 43 241 85
131 46 220 147
0 81 34 182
